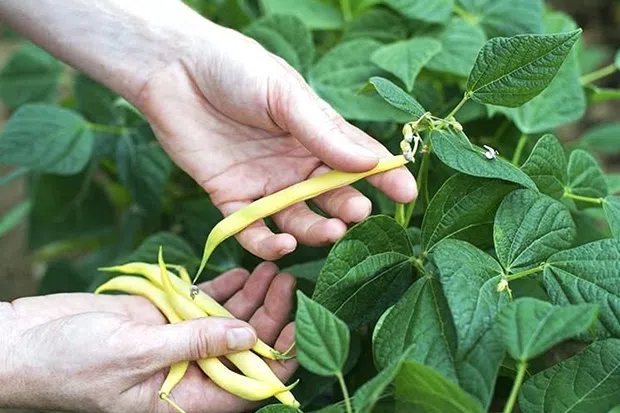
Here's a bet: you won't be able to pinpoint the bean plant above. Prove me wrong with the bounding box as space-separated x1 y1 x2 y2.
1 1 620 412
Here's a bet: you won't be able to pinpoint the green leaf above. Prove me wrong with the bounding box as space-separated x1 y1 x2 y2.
116 139 172 213
581 123 620 155
567 149 608 199
29 173 115 249
373 277 457 378
260 0 343 30
426 18 487 78
383 0 454 23
616 49 620 70
578 44 612 74
467 30 582 107
521 134 567 199
370 38 442 92
362 77 426 117
494 189 576 272
608 175 620 195
490 12 586 134
421 173 517 252
309 39 412 122
244 15 314 74
73 74 120 124
498 297 598 361
256 405 302 413
430 129 537 190
456 0 544 37
0 43 62 108
295 291 350 377
519 339 620 413
313 216 413 328
543 239 620 338
125 232 198 272
393 361 484 413
38 259 90 295
0 200 31 239
353 344 414 413
342 9 407 43
0 104 94 175
604 196 620 239
435 239 508 409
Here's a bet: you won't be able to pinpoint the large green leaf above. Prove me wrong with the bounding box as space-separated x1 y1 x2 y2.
308 39 412 122
342 9 407 43
0 43 62 108
244 15 314 75
393 361 484 413
260 0 343 30
73 74 120 124
370 38 442 91
421 173 517 253
543 239 620 338
492 12 586 134
383 0 454 23
494 189 575 272
256 405 302 413
125 232 198 272
498 297 598 361
435 239 508 409
520 134 567 199
426 18 486 78
0 104 94 175
603 196 620 239
363 77 426 117
373 277 457 378
295 291 350 377
519 339 620 413
467 30 581 107
581 123 620 155
313 216 413 328
567 149 608 200
456 0 544 37
430 129 537 190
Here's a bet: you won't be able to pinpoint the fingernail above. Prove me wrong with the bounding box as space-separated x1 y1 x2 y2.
227 327 256 350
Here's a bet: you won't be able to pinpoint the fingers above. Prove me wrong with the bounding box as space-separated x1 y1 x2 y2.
146 317 257 369
266 322 298 381
272 202 347 246
199 268 250 302
224 262 280 320
248 272 296 345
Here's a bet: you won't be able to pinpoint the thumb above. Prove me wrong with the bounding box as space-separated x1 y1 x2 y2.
146 317 257 367
271 74 380 172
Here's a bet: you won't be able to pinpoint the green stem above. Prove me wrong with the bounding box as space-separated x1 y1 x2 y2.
452 4 478 25
403 145 431 226
88 122 128 135
563 191 604 205
340 0 352 21
395 203 406 226
446 94 470 119
512 134 529 166
580 64 617 85
336 372 353 413
506 265 544 282
0 166 28 187
502 361 527 413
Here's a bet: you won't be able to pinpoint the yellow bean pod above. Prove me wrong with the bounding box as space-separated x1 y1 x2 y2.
99 262 282 360
96 276 297 404
195 155 409 279
157 249 300 408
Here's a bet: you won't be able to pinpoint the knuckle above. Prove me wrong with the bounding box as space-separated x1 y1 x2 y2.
189 328 215 359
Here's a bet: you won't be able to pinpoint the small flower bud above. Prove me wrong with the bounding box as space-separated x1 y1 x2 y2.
403 150 414 162
402 123 413 137
497 279 509 293
400 140 412 154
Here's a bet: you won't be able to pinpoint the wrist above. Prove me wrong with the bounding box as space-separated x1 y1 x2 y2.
0 302 19 407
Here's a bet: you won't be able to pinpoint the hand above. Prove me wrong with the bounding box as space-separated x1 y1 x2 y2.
0 263 297 413
137 19 417 261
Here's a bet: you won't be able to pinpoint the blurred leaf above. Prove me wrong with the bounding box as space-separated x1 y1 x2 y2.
73 74 120 124
342 9 407 43
260 0 343 30
0 200 31 239
603 196 620 238
384 0 454 23
38 259 89 295
580 123 620 155
456 0 544 38
125 232 198 272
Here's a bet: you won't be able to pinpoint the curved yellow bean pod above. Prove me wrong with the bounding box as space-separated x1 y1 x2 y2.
96 276 297 404
195 155 409 279
98 262 282 360
157 248 300 408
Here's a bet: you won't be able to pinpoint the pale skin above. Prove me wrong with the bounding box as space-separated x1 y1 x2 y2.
0 1 417 412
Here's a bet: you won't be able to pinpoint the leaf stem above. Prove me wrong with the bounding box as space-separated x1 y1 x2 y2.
403 144 432 226
502 361 527 413
336 372 353 413
506 265 544 282
563 191 604 205
88 122 128 135
580 64 617 85
512 134 528 166
446 94 470 119
340 0 353 21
